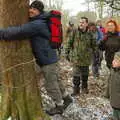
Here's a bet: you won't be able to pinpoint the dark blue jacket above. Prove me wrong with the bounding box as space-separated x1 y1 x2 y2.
0 12 58 66
96 28 103 43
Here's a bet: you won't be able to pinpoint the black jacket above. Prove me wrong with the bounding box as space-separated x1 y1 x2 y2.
99 32 120 69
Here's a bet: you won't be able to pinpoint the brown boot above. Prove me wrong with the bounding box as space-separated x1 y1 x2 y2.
71 87 80 96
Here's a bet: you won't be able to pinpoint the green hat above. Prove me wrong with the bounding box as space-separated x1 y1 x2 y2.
114 51 120 61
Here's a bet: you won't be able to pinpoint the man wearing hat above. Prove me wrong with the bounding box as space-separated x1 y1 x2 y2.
0 0 72 115
110 51 120 120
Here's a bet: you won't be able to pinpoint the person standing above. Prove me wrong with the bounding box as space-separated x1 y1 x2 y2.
65 20 76 61
99 20 120 98
99 20 120 69
0 0 72 115
96 19 105 69
66 17 96 96
88 22 103 78
96 19 105 35
110 51 120 120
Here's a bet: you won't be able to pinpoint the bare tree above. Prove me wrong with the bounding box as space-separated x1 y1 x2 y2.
105 0 120 10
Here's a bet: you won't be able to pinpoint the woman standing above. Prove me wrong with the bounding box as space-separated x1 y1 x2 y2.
99 20 120 69
110 51 120 120
99 20 120 98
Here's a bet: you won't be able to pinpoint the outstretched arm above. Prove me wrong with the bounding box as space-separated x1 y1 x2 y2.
0 20 49 40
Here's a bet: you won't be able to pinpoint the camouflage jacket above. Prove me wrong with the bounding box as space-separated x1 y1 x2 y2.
67 28 97 66
65 26 76 52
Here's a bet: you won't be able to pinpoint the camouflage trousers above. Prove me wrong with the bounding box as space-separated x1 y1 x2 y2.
41 63 66 104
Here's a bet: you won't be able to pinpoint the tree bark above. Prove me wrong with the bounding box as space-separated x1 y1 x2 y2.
0 0 50 120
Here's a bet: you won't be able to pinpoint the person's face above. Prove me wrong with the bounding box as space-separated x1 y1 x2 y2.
112 59 120 67
97 21 102 26
29 7 40 18
89 25 96 32
106 22 116 32
79 19 88 30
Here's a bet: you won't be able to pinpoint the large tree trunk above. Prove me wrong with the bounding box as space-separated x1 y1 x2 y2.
0 0 50 120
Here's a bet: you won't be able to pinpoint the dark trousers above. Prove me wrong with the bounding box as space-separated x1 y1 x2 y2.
73 66 89 89
92 50 100 76
98 50 103 67
92 49 103 76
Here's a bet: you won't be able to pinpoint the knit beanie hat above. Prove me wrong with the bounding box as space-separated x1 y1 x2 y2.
30 0 44 12
114 51 120 62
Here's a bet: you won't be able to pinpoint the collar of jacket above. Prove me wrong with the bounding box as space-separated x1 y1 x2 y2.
107 31 119 37
78 27 88 33
29 11 48 21
112 67 120 71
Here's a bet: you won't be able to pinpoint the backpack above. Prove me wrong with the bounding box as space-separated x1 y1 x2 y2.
48 10 63 49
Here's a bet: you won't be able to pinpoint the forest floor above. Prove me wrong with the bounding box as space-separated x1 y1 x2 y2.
41 57 113 120
0 56 113 120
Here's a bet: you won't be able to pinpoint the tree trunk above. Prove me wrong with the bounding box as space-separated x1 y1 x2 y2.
0 0 50 120
98 0 104 19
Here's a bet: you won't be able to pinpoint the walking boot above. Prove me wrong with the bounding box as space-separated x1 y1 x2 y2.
46 104 64 115
63 95 73 109
82 88 89 94
71 87 80 96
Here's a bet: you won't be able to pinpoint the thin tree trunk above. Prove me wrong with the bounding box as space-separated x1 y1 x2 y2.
0 0 50 120
98 0 104 19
